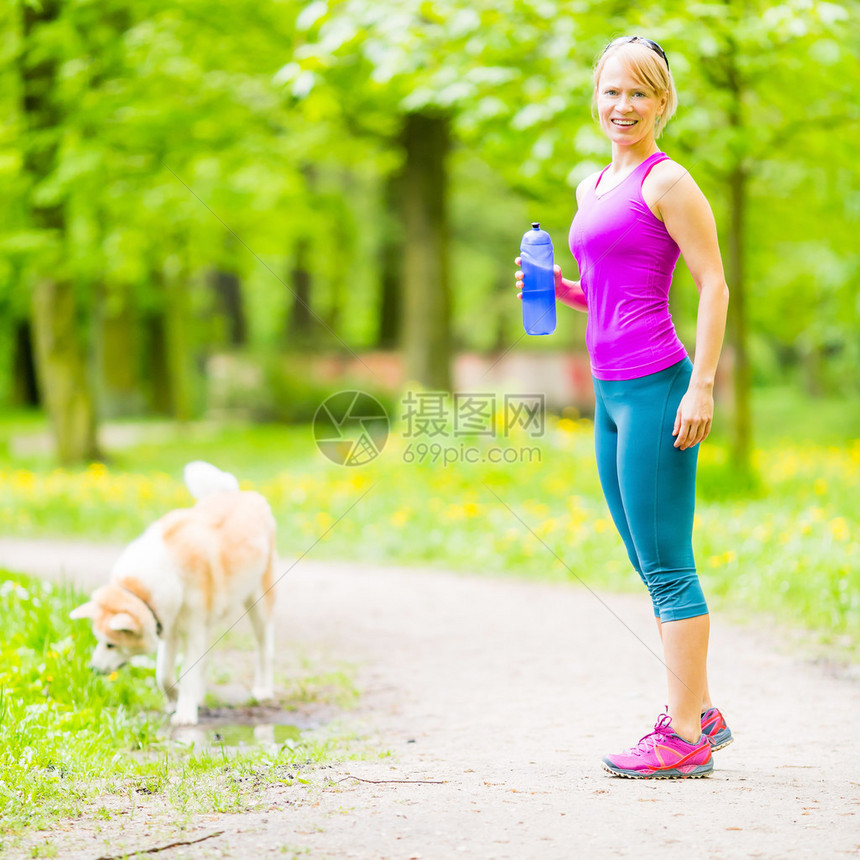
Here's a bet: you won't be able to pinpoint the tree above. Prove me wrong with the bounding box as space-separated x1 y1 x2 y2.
19 0 105 462
654 0 860 470
279 0 597 389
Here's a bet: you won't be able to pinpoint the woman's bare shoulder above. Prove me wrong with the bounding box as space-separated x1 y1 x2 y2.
648 156 696 195
646 157 715 225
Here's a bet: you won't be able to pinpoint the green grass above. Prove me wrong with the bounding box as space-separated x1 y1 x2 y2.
0 570 364 847
745 385 860 445
0 388 858 655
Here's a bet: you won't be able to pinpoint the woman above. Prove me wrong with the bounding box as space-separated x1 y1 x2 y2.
516 36 732 778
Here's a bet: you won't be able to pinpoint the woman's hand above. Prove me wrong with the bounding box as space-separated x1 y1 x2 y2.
553 264 566 298
514 256 523 299
515 259 574 301
673 383 714 450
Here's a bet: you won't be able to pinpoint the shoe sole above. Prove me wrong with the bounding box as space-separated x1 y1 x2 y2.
601 761 713 779
708 729 734 752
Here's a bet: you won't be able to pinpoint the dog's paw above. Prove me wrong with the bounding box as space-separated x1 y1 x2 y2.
251 686 274 703
170 708 199 727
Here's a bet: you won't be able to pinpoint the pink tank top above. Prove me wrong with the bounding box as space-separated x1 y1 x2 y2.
568 151 688 381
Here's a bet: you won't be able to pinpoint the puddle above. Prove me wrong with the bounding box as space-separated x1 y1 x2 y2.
170 705 322 751
208 722 301 747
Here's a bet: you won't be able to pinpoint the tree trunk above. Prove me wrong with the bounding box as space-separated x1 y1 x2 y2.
164 277 195 421
287 163 318 343
727 163 751 473
21 0 99 462
141 262 195 420
726 49 752 476
801 342 825 397
98 290 144 417
326 170 354 333
288 237 314 339
401 111 452 391
376 169 404 349
142 310 172 415
211 269 247 346
493 262 511 353
12 321 40 406
31 279 100 463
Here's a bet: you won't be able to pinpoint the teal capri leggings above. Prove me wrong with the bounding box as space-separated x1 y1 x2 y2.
592 356 708 623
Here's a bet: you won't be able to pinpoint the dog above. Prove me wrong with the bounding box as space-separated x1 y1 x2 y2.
70 461 277 726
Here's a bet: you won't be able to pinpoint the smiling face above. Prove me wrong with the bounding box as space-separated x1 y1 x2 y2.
595 53 668 146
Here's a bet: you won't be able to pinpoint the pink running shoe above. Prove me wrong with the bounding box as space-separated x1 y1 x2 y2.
701 707 734 751
602 714 713 779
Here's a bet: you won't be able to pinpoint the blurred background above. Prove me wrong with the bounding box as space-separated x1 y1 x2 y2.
0 0 858 645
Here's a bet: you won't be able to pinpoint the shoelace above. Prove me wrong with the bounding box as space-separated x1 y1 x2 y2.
628 713 675 756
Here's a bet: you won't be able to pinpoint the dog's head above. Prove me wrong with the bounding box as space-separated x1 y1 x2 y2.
70 584 159 673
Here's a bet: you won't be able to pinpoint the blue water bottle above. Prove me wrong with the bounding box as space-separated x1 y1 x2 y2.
520 222 557 336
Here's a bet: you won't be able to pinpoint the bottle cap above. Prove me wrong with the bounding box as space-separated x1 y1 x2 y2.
532 222 540 230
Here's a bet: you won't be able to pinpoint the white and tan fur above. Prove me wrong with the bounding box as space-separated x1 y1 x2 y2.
70 461 277 726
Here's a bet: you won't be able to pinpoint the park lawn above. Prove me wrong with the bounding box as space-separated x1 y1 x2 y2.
0 396 857 845
0 397 857 657
0 569 364 850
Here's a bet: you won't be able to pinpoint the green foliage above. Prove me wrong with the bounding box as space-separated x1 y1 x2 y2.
2 0 859 377
283 0 860 392
209 351 398 424
260 358 397 424
1 0 860 452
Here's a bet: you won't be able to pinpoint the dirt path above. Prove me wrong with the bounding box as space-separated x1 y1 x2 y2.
1 537 858 859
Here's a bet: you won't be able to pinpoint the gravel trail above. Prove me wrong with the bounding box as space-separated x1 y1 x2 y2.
1 537 858 860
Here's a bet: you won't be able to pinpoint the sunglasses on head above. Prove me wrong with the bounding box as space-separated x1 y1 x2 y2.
605 36 669 71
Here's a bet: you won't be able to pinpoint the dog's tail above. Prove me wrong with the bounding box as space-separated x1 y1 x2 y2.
184 461 240 499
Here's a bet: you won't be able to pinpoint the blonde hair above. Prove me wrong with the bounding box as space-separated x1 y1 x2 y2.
591 39 677 139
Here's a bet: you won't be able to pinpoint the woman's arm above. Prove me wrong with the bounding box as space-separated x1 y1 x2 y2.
556 269 588 312
656 167 730 450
